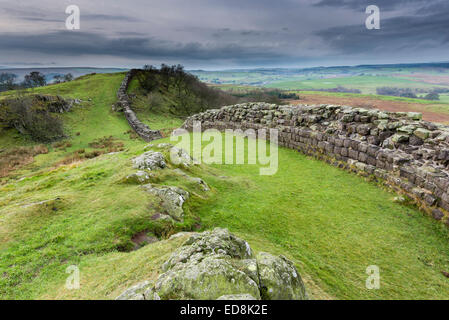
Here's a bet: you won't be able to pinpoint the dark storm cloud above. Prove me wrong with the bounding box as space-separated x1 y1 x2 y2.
0 31 292 64
1 0 449 67
314 0 430 11
316 10 449 54
415 1 449 15
82 14 142 22
1 6 140 23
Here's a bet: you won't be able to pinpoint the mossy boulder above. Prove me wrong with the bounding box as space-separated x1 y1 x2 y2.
142 184 189 221
116 228 307 300
169 146 194 167
256 252 308 300
115 281 152 300
155 255 261 300
132 151 166 170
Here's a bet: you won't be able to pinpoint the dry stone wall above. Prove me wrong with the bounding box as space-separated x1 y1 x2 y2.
182 102 449 226
117 70 162 142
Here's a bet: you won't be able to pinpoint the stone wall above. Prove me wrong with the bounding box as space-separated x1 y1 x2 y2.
182 102 449 226
117 70 162 142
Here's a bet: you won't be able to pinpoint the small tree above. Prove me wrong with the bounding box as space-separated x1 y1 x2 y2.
63 73 74 82
53 74 63 84
23 71 47 88
0 73 17 91
136 68 159 93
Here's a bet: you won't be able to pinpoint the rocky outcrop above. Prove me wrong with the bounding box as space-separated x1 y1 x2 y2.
128 148 206 221
116 228 307 300
116 70 162 142
33 94 79 113
0 94 79 114
142 184 189 221
132 151 167 170
156 143 194 168
182 103 449 226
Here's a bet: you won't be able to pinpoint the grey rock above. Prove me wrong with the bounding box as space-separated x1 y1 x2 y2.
256 252 307 300
169 147 194 167
414 128 431 140
115 281 152 300
143 184 189 221
117 228 307 301
157 143 173 149
133 151 166 170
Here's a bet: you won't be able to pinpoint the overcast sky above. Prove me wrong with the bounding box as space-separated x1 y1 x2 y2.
0 0 448 69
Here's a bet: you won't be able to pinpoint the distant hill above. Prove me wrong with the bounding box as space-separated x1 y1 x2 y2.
0 67 127 83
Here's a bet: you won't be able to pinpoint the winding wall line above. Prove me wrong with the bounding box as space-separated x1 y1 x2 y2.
117 70 162 142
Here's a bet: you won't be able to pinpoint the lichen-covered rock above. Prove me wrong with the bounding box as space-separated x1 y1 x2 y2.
217 294 257 300
151 228 260 300
169 147 194 167
162 228 252 271
116 228 307 300
132 151 166 170
414 128 431 140
115 281 152 300
169 231 198 240
155 255 261 300
256 252 307 300
143 184 189 221
391 133 409 143
124 170 152 184
143 287 161 300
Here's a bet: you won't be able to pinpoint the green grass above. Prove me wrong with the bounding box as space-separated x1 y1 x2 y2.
2 74 449 300
265 75 447 94
173 134 449 300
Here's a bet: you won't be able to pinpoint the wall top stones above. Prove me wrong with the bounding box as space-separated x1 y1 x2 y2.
182 102 449 225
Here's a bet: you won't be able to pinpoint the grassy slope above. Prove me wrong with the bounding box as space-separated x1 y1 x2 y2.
1 74 449 299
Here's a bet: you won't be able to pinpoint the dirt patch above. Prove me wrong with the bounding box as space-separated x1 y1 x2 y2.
289 93 449 124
